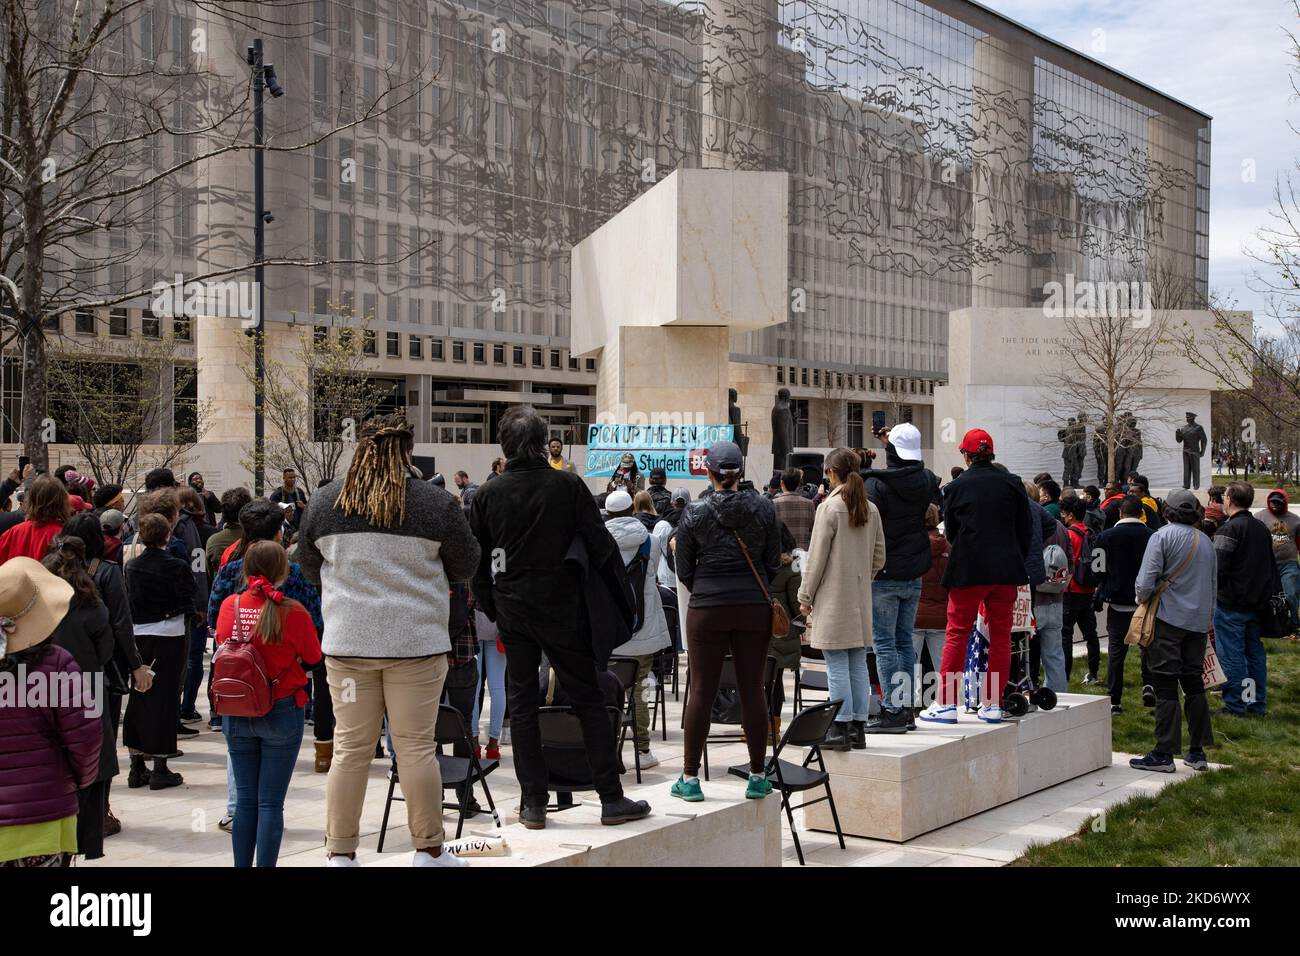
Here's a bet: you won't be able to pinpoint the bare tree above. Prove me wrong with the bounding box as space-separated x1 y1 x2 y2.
238 305 393 491
42 331 211 486
817 373 848 447
0 1 433 471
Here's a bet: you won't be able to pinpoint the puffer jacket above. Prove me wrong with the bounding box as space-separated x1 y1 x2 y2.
605 517 671 658
49 601 118 782
863 451 939 581
0 644 102 828
676 488 781 608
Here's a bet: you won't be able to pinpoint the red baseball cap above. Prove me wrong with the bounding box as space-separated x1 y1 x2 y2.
959 428 994 455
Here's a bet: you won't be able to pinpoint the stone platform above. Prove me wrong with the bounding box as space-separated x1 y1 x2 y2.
805 694 1112 842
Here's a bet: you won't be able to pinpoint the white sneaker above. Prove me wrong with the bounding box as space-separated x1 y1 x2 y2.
917 703 957 725
413 849 468 868
326 853 360 867
977 704 1003 724
638 750 660 769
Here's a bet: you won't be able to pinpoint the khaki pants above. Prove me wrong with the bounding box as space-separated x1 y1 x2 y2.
324 655 448 854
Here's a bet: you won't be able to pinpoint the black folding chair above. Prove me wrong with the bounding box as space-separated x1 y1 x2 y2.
682 654 778 780
794 644 828 711
538 705 624 811
658 584 681 700
608 656 644 782
728 700 846 866
377 704 500 851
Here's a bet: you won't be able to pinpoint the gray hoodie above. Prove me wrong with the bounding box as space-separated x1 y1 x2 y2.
605 516 671 658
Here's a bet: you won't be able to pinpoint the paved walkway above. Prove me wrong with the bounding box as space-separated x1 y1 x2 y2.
87 668 1194 868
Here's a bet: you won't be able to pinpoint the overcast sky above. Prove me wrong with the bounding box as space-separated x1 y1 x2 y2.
989 0 1297 327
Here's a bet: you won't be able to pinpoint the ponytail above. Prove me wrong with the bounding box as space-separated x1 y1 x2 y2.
825 448 870 528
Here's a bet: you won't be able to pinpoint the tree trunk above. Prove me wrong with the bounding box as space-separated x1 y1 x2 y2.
19 319 48 473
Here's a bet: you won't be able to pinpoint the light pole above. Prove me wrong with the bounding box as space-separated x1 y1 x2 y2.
245 38 284 496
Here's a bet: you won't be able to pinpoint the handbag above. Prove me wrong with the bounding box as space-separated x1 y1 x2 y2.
1125 531 1199 647
1258 567 1292 638
733 532 791 638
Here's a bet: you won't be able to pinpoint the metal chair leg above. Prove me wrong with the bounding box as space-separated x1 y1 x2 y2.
377 772 397 853
782 791 804 865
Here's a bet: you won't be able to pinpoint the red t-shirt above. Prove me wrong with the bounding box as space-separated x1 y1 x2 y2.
0 519 64 565
215 591 322 707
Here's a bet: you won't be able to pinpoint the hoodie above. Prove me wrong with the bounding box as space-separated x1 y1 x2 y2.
863 447 940 580
604 516 671 657
1254 488 1300 564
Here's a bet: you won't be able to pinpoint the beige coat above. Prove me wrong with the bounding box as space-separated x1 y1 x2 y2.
797 487 886 651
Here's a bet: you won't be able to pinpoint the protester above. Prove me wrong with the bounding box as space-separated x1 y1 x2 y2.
919 429 1030 725
1095 496 1157 713
0 474 70 564
646 466 673 516
772 467 815 551
673 439 781 800
270 468 308 531
470 405 650 827
1254 489 1300 636
188 472 221 526
206 488 252 575
1130 490 1218 771
913 504 949 701
0 558 103 867
470 600 507 761
1061 495 1101 685
603 489 671 768
122 513 196 791
173 488 212 729
1025 481 1071 695
439 582 484 813
215 541 322 866
1204 485 1228 528
91 484 125 516
1038 478 1063 521
300 412 481 866
452 471 480 512
546 437 576 474
605 452 644 494
1128 476 1165 529
632 490 660 532
863 423 937 733
1214 482 1273 717
0 468 25 536
767 523 804 734
99 509 125 565
798 448 887 748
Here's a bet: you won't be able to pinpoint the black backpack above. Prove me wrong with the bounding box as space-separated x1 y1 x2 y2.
624 536 651 632
1068 524 1101 589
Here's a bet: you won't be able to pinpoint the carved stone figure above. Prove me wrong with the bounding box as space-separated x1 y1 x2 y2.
771 388 795 472
1175 411 1208 490
1093 419 1109 485
728 387 749 456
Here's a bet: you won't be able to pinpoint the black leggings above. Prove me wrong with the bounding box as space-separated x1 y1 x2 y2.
683 604 771 776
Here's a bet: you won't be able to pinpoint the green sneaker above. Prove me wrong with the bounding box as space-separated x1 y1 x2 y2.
670 776 704 802
745 775 774 799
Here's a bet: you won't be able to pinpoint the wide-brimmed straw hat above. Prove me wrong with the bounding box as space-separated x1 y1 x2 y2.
0 557 74 657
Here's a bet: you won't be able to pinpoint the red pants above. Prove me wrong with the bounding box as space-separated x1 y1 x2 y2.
938 584 1017 707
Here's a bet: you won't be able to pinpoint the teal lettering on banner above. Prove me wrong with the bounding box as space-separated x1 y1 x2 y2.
586 424 735 481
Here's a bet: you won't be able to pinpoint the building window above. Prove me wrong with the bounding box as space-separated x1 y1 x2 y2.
409 335 422 359
568 355 578 370
513 346 524 367
549 349 560 369
452 340 465 362
792 399 809 447
431 338 444 360
776 366 784 385
493 343 505 365
313 326 329 350
363 329 377 355
847 403 865 449
175 318 191 342
142 310 161 338
473 342 486 364
386 331 399 357
74 309 95 335
799 367 809 387
531 347 542 368
109 308 128 336
585 358 596 372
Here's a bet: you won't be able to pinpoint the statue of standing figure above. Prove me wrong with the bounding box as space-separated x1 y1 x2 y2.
771 388 795 472
1175 411 1208 489
1093 418 1110 485
1056 415 1087 487
728 387 749 457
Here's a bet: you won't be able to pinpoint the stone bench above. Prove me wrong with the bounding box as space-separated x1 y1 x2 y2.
805 693 1112 842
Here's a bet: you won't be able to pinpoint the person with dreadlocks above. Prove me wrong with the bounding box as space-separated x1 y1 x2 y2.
299 412 480 868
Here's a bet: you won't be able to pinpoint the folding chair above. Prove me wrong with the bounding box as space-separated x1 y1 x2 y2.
377 704 500 851
682 654 778 780
608 656 644 782
727 700 845 865
538 705 624 811
658 584 681 700
794 644 828 711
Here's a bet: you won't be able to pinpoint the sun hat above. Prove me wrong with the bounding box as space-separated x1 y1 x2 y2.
0 557 74 657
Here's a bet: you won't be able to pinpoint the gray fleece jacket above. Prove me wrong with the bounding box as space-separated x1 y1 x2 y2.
298 477 481 658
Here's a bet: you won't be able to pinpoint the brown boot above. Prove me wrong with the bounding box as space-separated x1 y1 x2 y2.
769 716 782 741
314 741 333 773
103 809 122 837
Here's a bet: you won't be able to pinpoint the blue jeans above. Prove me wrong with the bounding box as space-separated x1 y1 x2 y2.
823 647 872 722
871 578 923 710
1034 601 1068 693
1213 606 1266 714
180 619 208 715
1278 561 1300 631
472 640 507 740
224 697 305 867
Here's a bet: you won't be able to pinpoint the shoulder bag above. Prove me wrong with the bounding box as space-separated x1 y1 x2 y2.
734 532 791 639
1125 531 1199 647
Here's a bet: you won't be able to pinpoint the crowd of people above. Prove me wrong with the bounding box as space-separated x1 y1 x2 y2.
0 406 1291 867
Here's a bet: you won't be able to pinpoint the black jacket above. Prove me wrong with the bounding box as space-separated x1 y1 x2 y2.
1095 520 1156 606
470 456 618 648
50 600 118 782
564 532 635 666
941 461 1031 588
864 453 939 581
89 558 141 674
124 546 196 625
647 485 673 517
1214 510 1275 612
676 488 781 608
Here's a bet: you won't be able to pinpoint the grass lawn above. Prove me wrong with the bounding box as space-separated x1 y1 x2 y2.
1013 638 1300 866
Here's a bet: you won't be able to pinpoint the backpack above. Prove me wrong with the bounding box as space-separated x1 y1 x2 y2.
1068 525 1101 590
211 595 280 717
624 536 652 633
1039 543 1071 594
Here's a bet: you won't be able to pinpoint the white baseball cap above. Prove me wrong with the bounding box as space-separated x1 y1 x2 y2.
887 422 923 462
605 489 633 513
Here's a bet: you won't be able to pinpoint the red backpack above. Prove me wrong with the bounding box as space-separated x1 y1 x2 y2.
211 595 281 717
